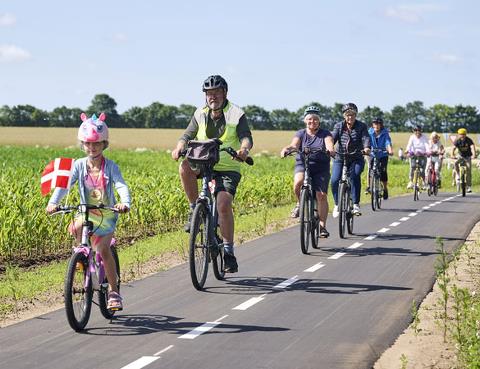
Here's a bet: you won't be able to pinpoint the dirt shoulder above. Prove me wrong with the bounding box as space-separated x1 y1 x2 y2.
374 222 480 369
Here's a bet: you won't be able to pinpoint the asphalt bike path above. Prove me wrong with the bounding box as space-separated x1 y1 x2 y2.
1 192 479 369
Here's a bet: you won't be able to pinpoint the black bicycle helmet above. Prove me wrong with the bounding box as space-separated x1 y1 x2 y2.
303 105 321 117
202 75 228 92
342 102 358 114
413 125 422 132
372 117 384 125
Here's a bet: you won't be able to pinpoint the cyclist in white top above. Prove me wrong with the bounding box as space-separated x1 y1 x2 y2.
405 125 429 189
426 131 445 188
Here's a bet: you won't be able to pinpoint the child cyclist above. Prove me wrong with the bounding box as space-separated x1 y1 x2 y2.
46 113 131 310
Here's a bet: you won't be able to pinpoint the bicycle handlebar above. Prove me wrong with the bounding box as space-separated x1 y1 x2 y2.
283 147 332 158
51 203 119 216
180 140 254 166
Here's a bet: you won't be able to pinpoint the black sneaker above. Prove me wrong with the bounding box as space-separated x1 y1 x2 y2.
224 253 238 273
383 189 389 200
319 226 329 238
184 210 193 233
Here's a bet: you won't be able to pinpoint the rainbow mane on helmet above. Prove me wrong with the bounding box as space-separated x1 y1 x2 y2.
78 112 109 142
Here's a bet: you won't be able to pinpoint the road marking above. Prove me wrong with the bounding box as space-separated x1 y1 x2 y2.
304 262 326 272
377 228 390 233
347 242 363 249
416 209 423 213
154 345 174 356
273 276 299 289
328 252 346 259
408 212 418 217
120 356 159 369
389 222 401 227
179 315 228 339
422 206 430 209
435 201 441 205
399 217 410 221
364 235 377 240
233 295 266 310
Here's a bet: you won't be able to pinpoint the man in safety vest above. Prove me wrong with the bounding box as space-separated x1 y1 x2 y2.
172 75 253 273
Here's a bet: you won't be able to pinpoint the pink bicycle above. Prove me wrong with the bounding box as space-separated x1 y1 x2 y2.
52 204 121 331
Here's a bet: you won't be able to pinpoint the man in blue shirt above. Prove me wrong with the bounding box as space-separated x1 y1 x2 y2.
366 118 393 199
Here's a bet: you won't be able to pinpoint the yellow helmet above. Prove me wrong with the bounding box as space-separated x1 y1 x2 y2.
457 128 467 135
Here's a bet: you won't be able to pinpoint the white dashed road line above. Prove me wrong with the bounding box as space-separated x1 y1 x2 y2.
364 235 377 240
153 345 174 356
408 212 418 217
328 252 346 260
233 295 266 311
304 262 326 272
273 276 299 289
377 228 390 233
120 356 159 369
399 217 410 221
347 242 363 249
179 315 228 340
389 222 401 227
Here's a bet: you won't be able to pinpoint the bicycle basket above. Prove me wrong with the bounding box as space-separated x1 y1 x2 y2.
185 139 220 167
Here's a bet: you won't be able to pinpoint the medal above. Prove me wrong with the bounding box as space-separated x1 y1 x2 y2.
91 189 102 201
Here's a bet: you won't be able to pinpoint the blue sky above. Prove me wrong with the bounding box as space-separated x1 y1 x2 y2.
0 1 478 113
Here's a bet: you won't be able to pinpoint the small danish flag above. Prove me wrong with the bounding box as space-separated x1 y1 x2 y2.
40 158 75 196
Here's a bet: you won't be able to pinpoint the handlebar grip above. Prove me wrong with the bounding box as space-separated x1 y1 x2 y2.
245 156 254 166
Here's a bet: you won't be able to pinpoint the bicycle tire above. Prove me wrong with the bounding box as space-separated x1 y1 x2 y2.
212 233 225 280
346 189 354 235
376 179 383 209
370 173 376 211
299 188 311 254
311 196 319 249
64 252 93 331
461 170 466 197
99 246 121 319
413 170 419 201
189 202 209 290
338 183 347 239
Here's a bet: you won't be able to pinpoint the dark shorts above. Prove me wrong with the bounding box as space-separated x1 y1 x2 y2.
295 166 330 194
368 156 389 182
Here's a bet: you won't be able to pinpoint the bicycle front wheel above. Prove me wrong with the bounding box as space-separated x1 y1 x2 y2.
370 173 377 211
189 202 210 290
338 183 347 239
346 190 354 235
212 233 225 280
376 179 383 209
99 247 121 319
299 188 311 254
461 170 466 197
413 171 419 201
64 252 93 331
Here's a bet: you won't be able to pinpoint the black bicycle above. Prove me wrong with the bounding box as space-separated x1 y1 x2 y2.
284 147 330 254
183 139 253 290
369 149 388 211
337 150 363 239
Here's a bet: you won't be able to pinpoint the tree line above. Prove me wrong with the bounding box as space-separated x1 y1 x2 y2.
1 93 478 133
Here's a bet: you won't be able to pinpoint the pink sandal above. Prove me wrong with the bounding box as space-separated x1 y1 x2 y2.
107 291 123 311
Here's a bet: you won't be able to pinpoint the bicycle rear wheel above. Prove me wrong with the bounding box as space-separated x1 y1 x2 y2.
461 171 466 197
338 183 347 239
413 171 419 201
189 202 209 290
212 233 225 280
64 252 93 331
376 179 383 209
99 247 121 319
299 188 311 254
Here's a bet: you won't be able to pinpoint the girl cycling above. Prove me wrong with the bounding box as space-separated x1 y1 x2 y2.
46 113 131 310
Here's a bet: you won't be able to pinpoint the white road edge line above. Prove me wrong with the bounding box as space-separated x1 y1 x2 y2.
154 345 174 357
120 356 159 369
179 315 228 340
328 252 346 260
233 295 267 310
273 275 299 289
304 262 326 272
347 242 363 249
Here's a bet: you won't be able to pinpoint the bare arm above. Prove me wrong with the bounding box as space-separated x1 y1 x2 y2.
280 136 301 157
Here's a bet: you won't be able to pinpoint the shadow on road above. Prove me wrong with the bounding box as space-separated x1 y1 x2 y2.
81 314 289 336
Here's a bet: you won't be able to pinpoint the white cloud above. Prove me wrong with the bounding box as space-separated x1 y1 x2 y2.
385 4 447 23
113 33 128 42
0 12 16 26
433 53 462 65
0 44 31 63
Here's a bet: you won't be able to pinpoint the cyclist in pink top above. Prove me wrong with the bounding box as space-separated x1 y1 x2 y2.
405 125 429 189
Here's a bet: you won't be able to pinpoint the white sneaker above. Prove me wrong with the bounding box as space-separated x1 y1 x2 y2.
406 181 413 189
467 187 472 193
353 204 361 216
332 205 339 218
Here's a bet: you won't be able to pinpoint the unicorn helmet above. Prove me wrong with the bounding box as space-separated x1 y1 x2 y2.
78 112 109 142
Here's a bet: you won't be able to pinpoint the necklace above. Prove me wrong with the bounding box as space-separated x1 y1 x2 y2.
87 158 104 201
